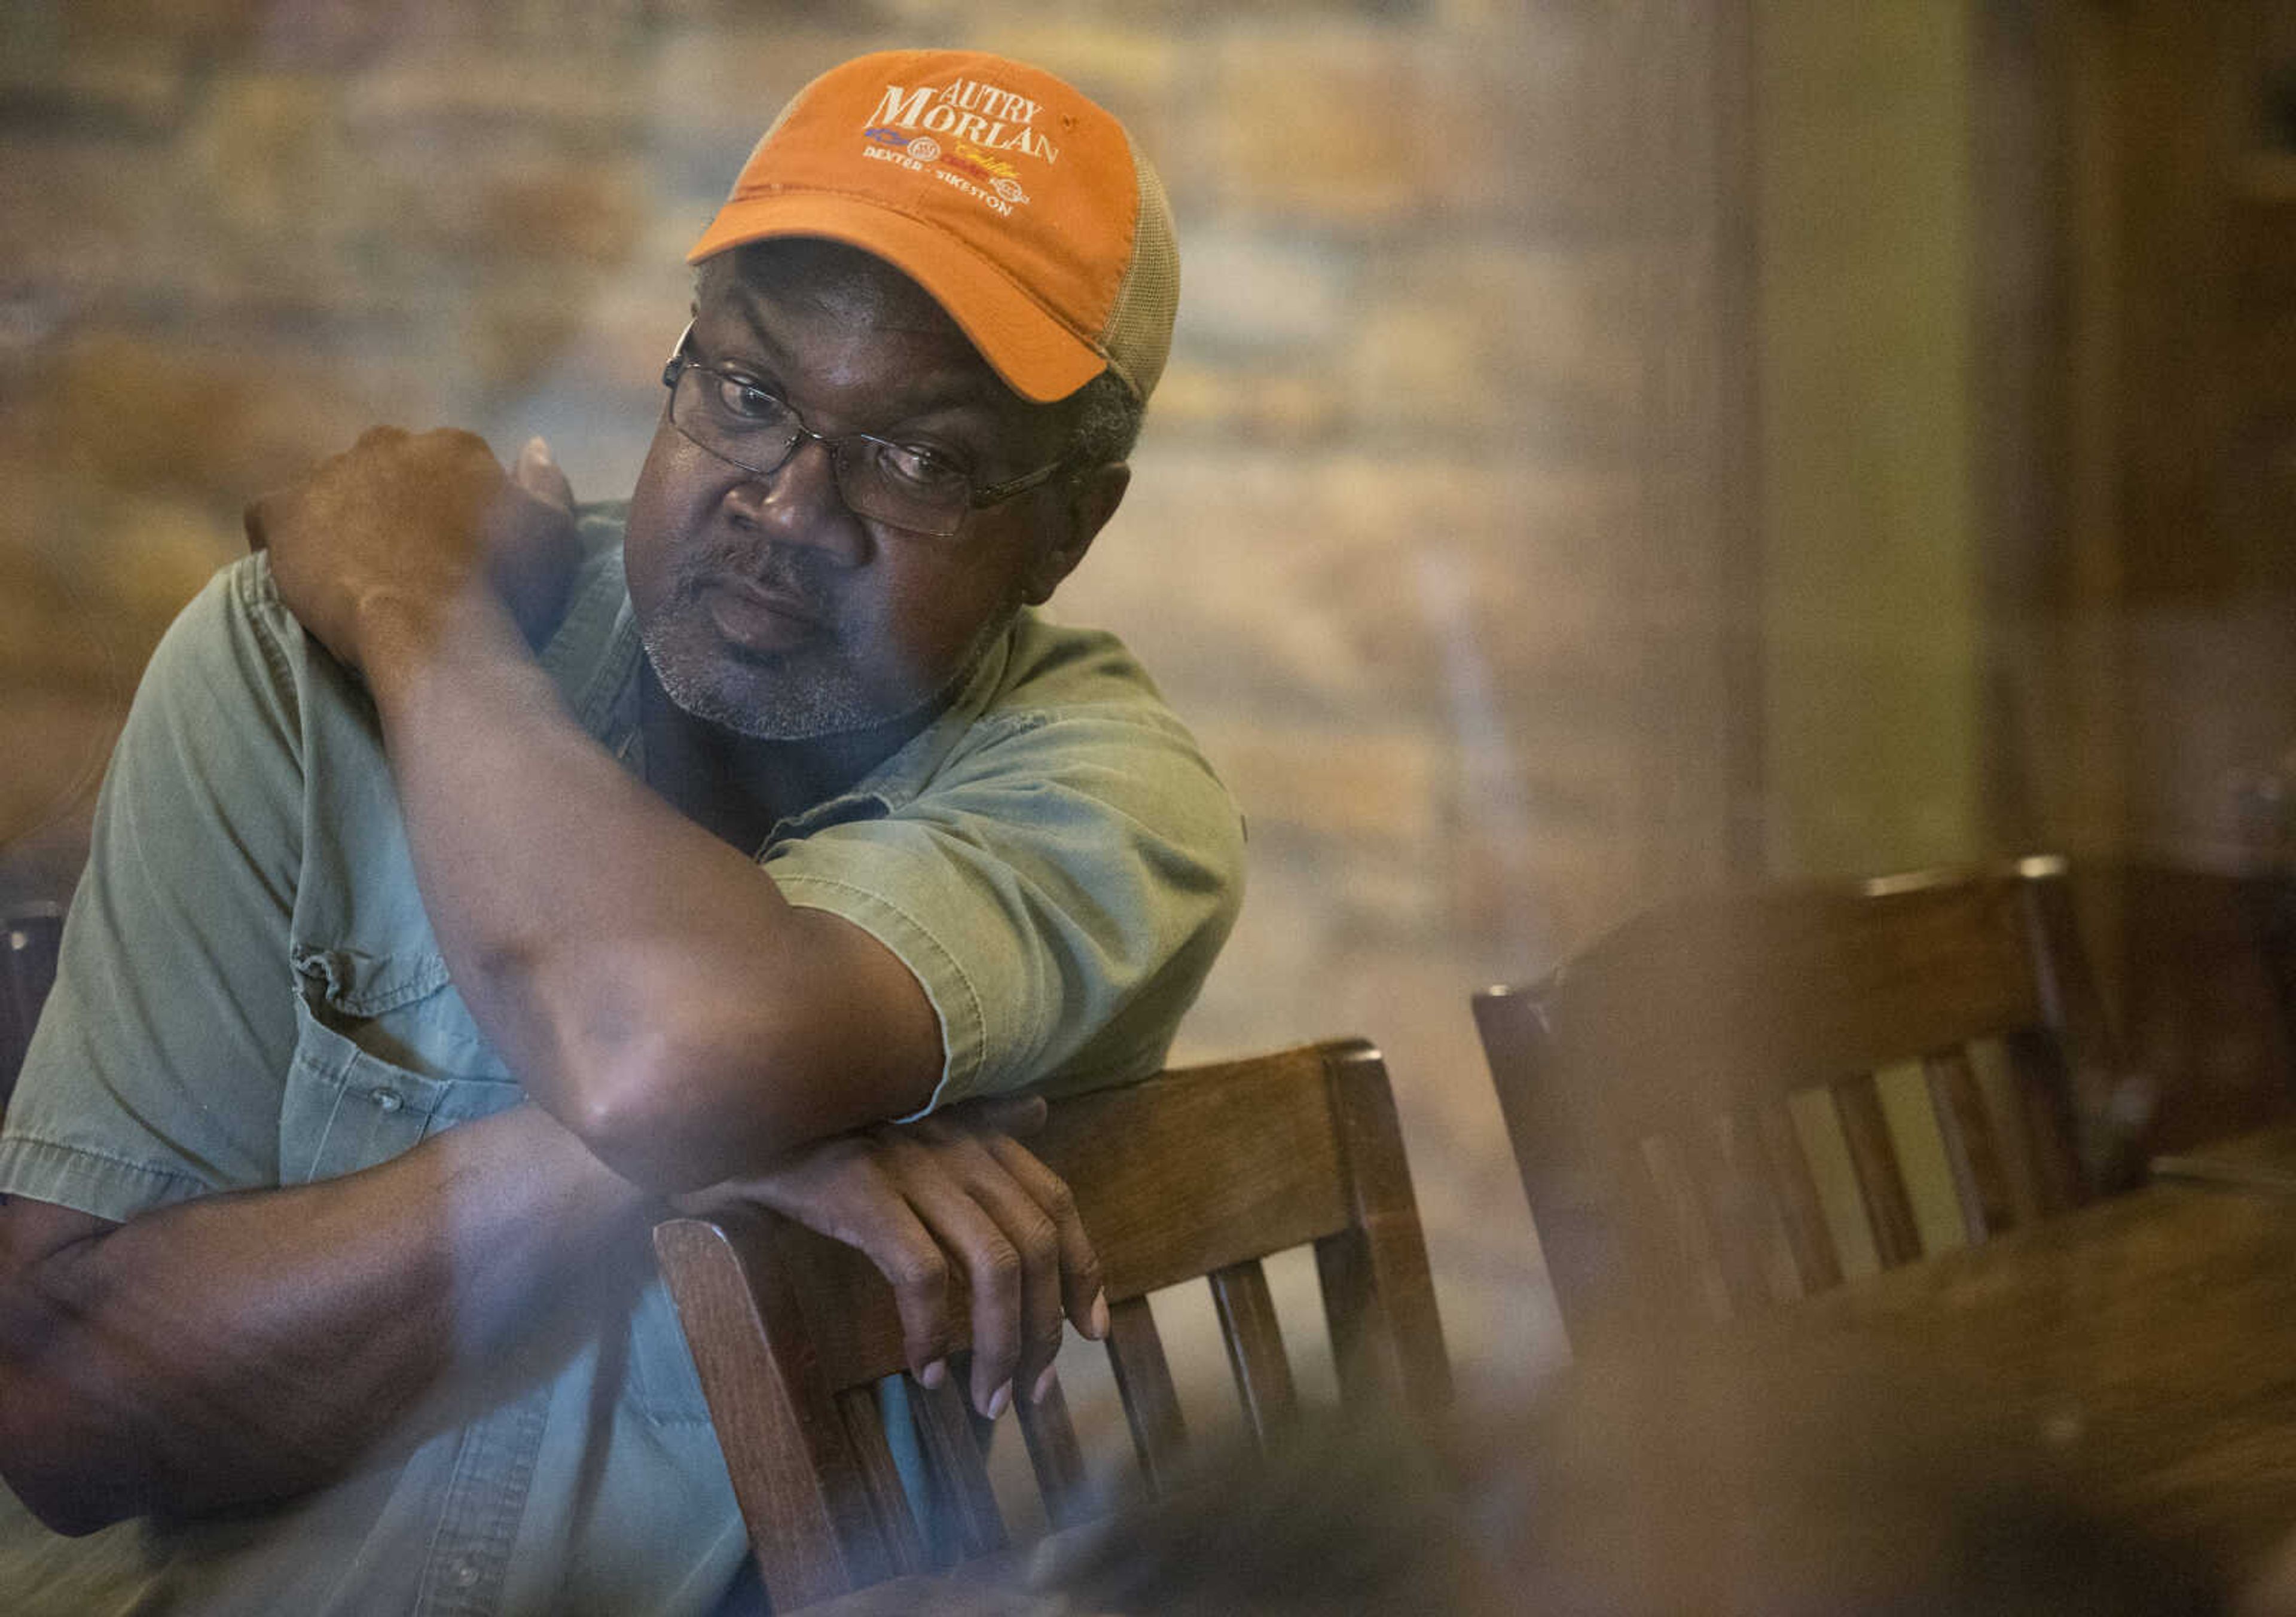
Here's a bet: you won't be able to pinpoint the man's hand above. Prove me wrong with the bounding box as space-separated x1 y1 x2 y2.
695 1095 1109 1419
245 427 579 672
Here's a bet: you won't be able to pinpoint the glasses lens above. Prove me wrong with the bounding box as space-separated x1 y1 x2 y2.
836 441 970 536
674 367 802 476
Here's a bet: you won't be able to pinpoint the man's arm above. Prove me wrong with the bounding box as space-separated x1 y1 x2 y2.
363 588 941 1190
0 1105 648 1533
254 429 943 1193
0 1093 1104 1531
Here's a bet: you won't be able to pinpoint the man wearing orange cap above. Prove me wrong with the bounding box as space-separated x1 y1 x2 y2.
0 51 1241 1614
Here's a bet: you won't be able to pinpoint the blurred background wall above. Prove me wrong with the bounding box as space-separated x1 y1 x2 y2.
7 0 2296 1392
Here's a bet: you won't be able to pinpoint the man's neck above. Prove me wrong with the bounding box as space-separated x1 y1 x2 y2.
636 665 933 853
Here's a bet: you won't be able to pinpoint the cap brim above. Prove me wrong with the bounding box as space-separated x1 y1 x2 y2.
687 193 1109 405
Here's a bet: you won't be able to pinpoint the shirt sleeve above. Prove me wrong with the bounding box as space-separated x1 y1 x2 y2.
762 699 1245 1116
0 559 307 1219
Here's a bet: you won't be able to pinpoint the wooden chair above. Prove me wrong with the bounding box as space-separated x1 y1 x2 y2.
654 1039 1451 1613
1473 855 2126 1347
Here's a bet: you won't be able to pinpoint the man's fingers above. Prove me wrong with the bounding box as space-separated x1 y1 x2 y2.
944 1138 1073 1395
885 1135 1041 1418
754 1153 956 1383
848 1194 958 1385
925 1096 1097 1336
920 1103 1102 1352
978 1132 1106 1341
736 1102 1095 1419
481 437 579 648
902 1132 1070 1408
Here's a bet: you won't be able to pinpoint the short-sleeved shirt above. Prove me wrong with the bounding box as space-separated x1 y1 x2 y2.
0 505 1244 1616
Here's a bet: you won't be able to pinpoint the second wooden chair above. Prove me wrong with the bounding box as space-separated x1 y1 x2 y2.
1473 856 2125 1346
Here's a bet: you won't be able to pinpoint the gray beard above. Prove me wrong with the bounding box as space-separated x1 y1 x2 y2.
641 628 873 741
639 598 1018 742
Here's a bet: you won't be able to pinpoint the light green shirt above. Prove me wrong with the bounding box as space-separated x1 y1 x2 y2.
0 507 1244 1615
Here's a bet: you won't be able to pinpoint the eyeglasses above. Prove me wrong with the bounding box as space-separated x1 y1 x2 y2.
660 322 1071 538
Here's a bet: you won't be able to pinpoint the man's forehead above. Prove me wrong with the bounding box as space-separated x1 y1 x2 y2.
697 238 1067 429
703 239 960 341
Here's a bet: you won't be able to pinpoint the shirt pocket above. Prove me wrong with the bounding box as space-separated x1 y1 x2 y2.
280 976 526 1186
280 959 713 1423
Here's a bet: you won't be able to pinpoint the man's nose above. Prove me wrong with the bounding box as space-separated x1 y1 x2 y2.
720 436 868 564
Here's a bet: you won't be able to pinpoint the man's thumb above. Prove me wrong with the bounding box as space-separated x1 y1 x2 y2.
513 435 575 512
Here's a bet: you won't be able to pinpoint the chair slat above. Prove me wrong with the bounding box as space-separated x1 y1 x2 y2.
1313 1044 1454 1415
1636 1134 1733 1322
835 1384 929 1578
2019 870 2129 1191
1207 1260 1299 1447
1104 1296 1187 1493
2005 1026 2088 1215
1925 1046 2014 1241
1727 1108 1813 1304
1834 1074 1924 1267
1013 1374 1091 1530
653 1216 894 1605
909 1374 1008 1563
1684 1111 1785 1316
1754 1098 1842 1295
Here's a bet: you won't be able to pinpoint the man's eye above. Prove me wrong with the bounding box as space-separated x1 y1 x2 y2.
712 376 786 423
877 442 965 490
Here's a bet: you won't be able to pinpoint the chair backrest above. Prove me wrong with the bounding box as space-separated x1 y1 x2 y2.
1473 856 2122 1347
654 1038 1451 1613
0 903 65 1113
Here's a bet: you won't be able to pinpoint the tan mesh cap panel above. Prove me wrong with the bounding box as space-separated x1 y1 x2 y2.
1099 132 1181 403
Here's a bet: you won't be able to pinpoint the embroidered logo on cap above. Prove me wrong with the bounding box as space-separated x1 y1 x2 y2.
857 76 1056 217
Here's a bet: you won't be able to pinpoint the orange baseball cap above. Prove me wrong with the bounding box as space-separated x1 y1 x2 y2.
688 49 1178 406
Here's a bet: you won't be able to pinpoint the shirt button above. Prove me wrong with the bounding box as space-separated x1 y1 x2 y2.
450 1557 480 1588
370 1088 404 1113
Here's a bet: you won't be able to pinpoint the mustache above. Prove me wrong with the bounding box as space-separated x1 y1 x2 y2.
675 540 839 618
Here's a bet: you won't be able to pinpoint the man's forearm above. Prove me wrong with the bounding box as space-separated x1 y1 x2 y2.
353 591 939 1190
0 1105 648 1533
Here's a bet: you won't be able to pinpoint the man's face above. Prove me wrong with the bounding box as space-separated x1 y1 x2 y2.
625 240 1098 741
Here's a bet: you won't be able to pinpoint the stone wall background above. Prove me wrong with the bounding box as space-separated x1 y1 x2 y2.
0 1 1757 1399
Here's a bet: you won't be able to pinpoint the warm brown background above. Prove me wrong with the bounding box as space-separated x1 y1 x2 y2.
6 1 2296 1399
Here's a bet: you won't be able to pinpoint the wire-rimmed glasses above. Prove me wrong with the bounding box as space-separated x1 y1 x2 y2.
660 322 1070 538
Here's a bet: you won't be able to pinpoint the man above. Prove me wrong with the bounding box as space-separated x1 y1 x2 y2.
0 48 1242 1615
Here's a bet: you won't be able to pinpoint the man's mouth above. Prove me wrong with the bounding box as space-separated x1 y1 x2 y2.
704 575 829 651
741 573 826 622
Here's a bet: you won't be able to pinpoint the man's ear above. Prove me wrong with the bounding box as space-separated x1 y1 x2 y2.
1022 461 1129 606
